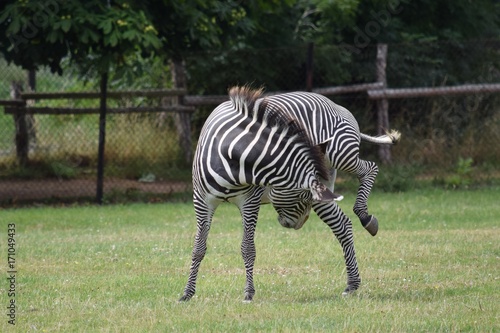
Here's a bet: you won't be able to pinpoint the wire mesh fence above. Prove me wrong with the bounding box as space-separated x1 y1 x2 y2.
0 109 193 203
1 39 499 205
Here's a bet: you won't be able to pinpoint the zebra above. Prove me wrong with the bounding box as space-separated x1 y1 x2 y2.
179 86 336 302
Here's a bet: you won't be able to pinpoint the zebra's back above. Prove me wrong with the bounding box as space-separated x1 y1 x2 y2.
193 88 330 201
263 92 361 144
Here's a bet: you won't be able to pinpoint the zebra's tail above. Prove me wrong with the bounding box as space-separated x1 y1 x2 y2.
360 129 401 145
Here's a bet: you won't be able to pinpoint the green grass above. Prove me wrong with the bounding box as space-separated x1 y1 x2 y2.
1 187 499 332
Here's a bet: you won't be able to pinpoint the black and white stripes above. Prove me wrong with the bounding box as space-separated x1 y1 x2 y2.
194 87 332 201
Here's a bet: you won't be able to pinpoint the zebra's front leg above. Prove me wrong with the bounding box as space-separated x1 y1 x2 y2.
238 189 264 301
313 201 361 295
179 199 216 302
353 159 379 236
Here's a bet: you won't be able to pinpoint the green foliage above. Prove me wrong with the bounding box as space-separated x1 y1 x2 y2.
433 157 474 189
1 1 500 193
147 0 262 60
179 0 500 95
0 0 161 75
387 39 500 89
2 0 498 93
186 46 305 94
108 54 172 90
335 0 500 45
456 157 474 178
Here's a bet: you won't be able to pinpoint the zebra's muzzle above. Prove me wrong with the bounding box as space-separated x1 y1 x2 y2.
278 214 309 230
295 214 309 230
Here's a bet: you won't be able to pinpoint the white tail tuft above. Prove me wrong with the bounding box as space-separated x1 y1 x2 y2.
360 129 401 145
386 129 401 144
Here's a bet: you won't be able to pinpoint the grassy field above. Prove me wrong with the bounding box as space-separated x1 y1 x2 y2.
1 187 499 332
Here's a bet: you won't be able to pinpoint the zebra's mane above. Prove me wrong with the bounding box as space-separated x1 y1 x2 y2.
228 86 329 181
228 86 264 116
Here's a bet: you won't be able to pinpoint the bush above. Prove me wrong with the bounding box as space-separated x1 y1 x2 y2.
432 157 474 189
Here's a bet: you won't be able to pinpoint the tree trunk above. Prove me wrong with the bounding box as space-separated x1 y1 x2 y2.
375 44 391 164
170 58 192 165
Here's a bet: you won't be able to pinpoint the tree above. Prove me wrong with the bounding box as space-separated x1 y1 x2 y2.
0 0 161 73
306 0 500 84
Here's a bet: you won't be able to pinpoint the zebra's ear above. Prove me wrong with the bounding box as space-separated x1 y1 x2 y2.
310 180 336 202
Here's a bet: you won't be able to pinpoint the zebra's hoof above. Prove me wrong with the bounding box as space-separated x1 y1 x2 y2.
341 286 358 296
361 215 378 236
342 278 361 296
178 294 192 302
244 293 254 302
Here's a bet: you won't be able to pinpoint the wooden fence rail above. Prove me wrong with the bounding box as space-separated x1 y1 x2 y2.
20 88 188 100
368 83 500 99
183 95 229 106
312 82 384 96
4 106 195 115
181 82 388 106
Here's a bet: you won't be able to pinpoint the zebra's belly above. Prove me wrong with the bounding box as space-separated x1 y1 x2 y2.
202 185 266 205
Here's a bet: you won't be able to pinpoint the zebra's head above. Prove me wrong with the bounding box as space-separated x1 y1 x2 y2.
268 180 335 230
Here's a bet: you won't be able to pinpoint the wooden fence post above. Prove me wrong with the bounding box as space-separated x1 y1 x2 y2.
375 43 392 164
10 81 28 166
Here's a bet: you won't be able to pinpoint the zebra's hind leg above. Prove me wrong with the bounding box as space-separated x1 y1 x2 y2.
313 201 361 295
179 199 216 302
352 159 379 236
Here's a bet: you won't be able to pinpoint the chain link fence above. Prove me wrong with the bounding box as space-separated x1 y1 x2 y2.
1 39 499 204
